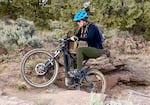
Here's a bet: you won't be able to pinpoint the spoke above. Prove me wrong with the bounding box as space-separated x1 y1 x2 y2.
21 49 59 87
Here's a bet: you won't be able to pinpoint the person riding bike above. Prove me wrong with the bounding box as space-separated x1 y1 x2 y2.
66 10 110 86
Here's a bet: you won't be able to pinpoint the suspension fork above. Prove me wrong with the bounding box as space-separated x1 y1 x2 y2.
44 49 60 68
44 58 54 68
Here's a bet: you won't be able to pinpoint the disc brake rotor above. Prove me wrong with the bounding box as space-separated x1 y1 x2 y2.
35 63 47 75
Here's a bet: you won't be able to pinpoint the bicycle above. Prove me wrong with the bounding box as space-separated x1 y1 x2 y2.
20 37 106 93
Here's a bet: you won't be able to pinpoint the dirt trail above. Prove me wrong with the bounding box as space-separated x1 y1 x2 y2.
1 83 150 105
0 47 150 105
0 85 93 105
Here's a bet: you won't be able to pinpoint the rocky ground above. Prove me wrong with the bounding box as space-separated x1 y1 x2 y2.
0 32 150 105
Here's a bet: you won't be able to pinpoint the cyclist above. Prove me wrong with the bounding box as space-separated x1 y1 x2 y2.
65 10 110 86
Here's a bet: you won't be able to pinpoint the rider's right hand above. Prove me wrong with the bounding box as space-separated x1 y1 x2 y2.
70 36 79 41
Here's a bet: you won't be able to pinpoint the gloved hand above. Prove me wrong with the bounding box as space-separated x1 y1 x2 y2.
70 36 79 41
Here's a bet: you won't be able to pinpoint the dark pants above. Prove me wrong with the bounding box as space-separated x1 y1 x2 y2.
76 47 103 70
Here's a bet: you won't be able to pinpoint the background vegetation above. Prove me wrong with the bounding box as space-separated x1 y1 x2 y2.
0 0 150 50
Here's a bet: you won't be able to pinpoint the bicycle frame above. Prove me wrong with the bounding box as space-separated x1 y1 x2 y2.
44 38 76 77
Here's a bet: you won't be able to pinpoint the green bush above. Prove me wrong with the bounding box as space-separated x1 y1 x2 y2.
0 18 42 48
0 0 150 39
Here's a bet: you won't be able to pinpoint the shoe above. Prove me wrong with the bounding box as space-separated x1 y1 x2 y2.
65 77 74 86
68 70 81 78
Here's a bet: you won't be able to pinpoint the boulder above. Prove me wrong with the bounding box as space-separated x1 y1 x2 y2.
107 89 150 105
0 43 7 55
105 71 131 90
85 55 125 73
125 57 150 85
104 35 146 54
55 35 150 90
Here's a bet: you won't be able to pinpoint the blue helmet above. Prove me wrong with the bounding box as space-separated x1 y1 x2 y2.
73 10 88 21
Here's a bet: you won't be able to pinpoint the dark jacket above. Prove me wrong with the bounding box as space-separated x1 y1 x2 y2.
76 23 104 49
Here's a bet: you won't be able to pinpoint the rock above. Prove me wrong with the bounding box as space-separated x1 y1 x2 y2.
125 57 150 85
105 74 119 90
48 90 106 105
104 35 146 54
0 43 7 55
112 89 150 105
105 71 131 90
56 54 127 89
85 55 125 73
104 54 150 89
0 96 35 105
55 35 149 91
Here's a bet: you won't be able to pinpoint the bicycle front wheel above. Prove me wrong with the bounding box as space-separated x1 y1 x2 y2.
80 69 106 93
20 49 59 88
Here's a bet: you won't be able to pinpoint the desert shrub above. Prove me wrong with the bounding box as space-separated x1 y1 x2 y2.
0 18 42 49
0 0 149 40
144 29 150 40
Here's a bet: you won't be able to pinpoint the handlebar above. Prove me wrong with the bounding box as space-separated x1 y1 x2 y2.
57 35 80 43
57 38 71 43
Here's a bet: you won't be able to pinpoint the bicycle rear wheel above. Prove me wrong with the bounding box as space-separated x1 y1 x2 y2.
20 49 59 88
80 69 106 93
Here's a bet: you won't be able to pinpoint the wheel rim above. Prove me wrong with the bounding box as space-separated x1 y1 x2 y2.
21 50 58 87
